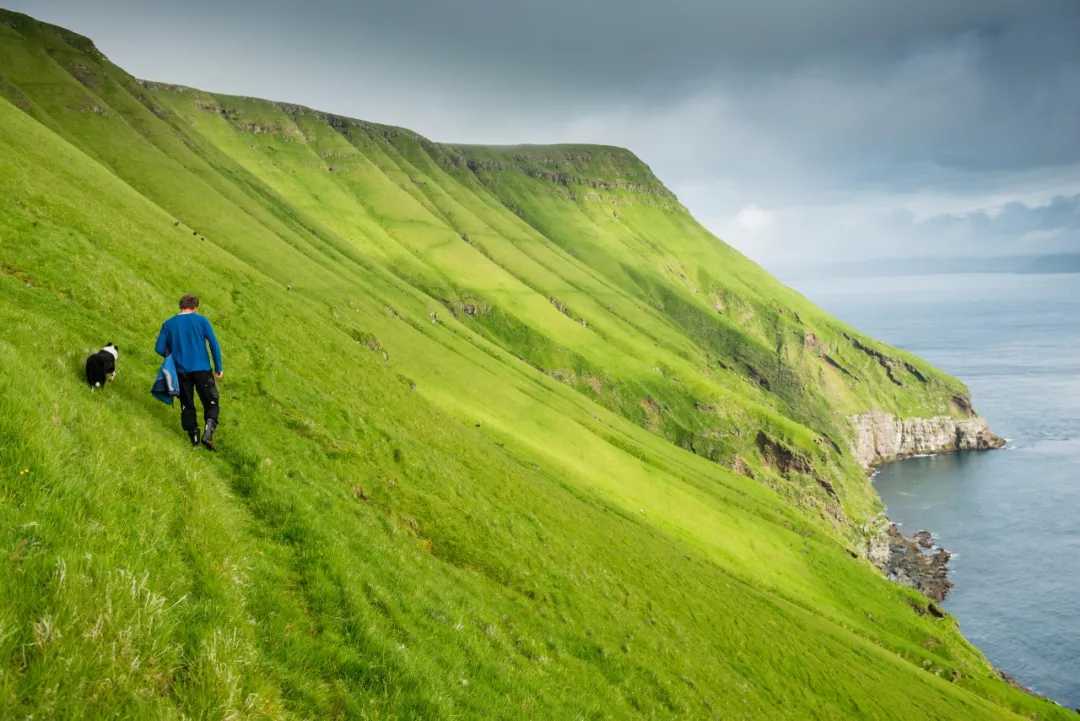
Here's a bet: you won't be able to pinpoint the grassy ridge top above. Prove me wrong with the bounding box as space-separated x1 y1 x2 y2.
0 9 1060 720
444 143 680 199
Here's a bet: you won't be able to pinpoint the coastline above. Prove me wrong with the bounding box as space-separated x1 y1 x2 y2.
796 272 1080 709
869 443 1070 707
854 410 1005 601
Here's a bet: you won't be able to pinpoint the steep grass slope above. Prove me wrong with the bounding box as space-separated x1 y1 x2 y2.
0 10 1064 720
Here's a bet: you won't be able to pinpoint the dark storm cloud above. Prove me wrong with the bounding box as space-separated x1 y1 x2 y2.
240 0 1080 175
7 0 1080 263
918 194 1080 250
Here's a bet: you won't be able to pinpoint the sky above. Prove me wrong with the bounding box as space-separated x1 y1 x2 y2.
7 0 1080 270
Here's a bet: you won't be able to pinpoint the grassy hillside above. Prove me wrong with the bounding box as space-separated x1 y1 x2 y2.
0 9 1065 720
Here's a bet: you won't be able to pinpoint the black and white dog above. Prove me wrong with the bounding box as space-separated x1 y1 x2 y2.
85 343 119 388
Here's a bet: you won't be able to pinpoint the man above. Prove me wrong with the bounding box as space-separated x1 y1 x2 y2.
155 294 223 450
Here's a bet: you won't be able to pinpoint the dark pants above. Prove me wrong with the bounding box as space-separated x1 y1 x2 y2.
178 371 220 434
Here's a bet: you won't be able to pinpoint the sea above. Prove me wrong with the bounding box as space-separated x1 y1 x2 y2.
788 271 1080 707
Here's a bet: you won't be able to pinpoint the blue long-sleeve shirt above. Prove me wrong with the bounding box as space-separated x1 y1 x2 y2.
155 312 222 374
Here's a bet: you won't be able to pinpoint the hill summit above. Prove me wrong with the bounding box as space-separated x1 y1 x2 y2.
0 9 1058 720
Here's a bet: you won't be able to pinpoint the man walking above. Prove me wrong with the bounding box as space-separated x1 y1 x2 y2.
155 294 223 450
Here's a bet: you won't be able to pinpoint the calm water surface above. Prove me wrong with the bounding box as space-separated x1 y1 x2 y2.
789 273 1080 706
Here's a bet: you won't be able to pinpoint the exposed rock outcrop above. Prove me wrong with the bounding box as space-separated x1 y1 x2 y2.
865 516 953 600
877 523 953 601
912 530 934 549
849 410 1004 468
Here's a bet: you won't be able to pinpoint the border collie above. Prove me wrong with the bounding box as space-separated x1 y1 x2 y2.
85 343 119 388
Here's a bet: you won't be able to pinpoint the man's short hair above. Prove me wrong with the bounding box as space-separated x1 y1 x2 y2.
179 294 200 310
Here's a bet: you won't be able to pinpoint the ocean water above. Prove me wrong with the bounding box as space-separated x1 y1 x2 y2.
789 272 1080 707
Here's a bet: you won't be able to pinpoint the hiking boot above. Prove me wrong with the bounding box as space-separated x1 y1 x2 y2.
202 419 218 451
189 430 200 447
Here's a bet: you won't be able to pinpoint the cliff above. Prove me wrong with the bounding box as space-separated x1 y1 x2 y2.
850 409 1005 468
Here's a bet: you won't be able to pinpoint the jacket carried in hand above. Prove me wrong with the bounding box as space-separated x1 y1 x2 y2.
151 354 180 405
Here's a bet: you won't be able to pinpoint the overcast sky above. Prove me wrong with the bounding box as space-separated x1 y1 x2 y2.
8 0 1080 269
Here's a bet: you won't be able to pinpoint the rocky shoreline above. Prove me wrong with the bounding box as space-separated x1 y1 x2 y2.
855 412 1072 708
868 521 953 601
853 410 1005 601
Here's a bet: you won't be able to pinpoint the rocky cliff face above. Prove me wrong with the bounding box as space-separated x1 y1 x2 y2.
849 410 1004 468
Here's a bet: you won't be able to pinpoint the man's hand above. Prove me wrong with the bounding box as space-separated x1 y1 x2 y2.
215 371 224 380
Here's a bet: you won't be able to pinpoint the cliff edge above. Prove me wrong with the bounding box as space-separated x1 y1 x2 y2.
850 409 1005 468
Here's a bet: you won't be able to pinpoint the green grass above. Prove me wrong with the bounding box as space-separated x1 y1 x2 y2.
0 9 1069 720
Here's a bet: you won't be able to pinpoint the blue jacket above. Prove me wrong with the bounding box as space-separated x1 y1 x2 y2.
151 354 180 405
154 312 223 374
